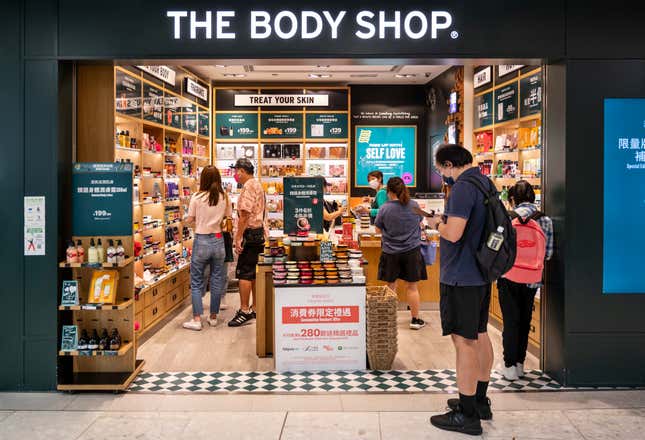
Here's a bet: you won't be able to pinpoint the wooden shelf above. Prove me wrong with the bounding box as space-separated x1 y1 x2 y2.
58 298 133 311
520 113 542 123
494 120 520 130
494 150 520 156
59 256 134 269
59 341 133 357
473 125 494 133
57 359 144 391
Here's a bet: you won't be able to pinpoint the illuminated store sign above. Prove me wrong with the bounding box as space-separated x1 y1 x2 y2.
166 10 458 41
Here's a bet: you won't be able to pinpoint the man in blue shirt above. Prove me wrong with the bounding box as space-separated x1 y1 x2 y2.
426 144 494 436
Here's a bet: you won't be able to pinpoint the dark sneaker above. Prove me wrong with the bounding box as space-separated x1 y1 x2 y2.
228 309 254 327
251 309 257 319
448 397 493 420
410 317 426 330
430 407 482 436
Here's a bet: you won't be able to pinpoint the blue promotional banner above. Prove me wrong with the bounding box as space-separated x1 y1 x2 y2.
355 126 416 187
72 163 133 236
603 99 645 294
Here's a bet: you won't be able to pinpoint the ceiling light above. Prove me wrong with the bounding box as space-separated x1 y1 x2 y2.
215 64 226 68
223 73 246 78
309 73 331 79
395 74 416 78
316 65 330 68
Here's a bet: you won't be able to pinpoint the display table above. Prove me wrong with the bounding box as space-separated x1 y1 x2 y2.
256 263 275 357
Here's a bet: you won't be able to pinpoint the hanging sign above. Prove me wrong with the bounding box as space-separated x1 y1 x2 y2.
474 91 494 128
261 113 303 138
520 71 543 116
136 65 177 86
283 176 324 235
72 163 133 236
185 77 208 101
495 83 518 123
498 64 524 77
115 70 142 116
305 113 348 139
355 125 417 187
215 112 258 138
274 285 366 372
24 196 45 256
236 94 328 107
143 84 164 124
474 67 492 89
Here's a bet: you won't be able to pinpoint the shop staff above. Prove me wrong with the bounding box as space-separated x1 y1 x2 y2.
228 158 267 327
427 144 494 436
182 166 231 331
498 181 553 381
374 177 427 329
357 170 388 220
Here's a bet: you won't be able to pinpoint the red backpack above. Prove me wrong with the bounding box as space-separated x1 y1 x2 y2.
503 211 546 284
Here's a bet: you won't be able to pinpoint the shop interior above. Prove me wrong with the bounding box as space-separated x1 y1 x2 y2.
59 60 544 389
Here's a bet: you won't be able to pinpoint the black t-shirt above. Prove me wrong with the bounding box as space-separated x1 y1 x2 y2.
323 200 341 231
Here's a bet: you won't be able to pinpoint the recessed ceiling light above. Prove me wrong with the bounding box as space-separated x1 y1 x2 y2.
223 73 246 78
309 73 331 79
215 64 226 68
395 74 416 78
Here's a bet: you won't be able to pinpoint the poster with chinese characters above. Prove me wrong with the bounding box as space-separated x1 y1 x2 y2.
274 285 366 372
24 196 45 256
603 99 645 294
72 163 133 236
283 177 324 235
520 71 543 116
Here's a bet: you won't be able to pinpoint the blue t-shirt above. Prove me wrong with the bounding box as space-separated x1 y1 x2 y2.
374 200 423 254
440 167 490 286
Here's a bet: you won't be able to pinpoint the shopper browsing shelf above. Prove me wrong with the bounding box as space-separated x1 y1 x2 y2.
183 166 232 331
426 144 494 436
498 181 553 381
229 158 267 327
374 176 427 330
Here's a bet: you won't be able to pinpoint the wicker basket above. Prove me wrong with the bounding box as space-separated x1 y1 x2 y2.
366 286 398 370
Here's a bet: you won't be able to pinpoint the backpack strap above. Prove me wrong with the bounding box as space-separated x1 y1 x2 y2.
460 175 497 200
530 211 545 221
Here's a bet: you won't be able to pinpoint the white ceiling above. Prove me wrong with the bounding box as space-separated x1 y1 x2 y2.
190 64 451 85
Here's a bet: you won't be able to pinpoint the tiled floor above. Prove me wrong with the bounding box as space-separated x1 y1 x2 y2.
0 390 644 440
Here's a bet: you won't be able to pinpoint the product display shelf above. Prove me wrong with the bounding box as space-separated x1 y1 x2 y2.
57 235 143 391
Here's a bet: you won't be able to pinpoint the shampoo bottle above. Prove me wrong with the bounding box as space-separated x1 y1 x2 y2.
107 240 116 264
116 240 125 264
66 241 78 264
88 238 98 264
76 240 85 263
96 238 105 263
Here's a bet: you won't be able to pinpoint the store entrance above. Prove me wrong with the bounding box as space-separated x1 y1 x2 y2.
71 59 546 389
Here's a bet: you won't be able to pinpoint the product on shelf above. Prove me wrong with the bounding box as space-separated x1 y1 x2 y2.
329 146 347 159
478 159 493 176
475 131 494 152
76 240 85 263
88 270 119 304
307 163 325 175
307 146 327 159
263 144 282 158
282 144 301 158
328 164 345 177
217 144 236 160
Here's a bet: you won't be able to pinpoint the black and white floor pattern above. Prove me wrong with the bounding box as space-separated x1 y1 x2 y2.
129 369 569 393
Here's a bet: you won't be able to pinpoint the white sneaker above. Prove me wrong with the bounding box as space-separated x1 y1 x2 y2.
207 317 218 327
182 320 202 331
501 365 519 381
516 363 525 378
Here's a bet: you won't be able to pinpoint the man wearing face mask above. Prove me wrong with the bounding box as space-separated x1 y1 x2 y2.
426 144 494 436
228 158 266 327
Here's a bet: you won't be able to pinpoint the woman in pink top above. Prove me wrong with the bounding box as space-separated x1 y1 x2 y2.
183 166 232 330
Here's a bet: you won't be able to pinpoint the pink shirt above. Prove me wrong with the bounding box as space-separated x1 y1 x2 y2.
188 192 232 234
237 178 266 228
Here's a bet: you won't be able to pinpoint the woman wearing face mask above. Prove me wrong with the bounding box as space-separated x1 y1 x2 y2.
374 177 427 330
358 170 388 220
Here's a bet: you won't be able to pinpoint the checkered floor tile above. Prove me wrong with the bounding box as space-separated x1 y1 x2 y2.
129 369 569 393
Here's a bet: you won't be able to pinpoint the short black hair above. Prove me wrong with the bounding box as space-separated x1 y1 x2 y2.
435 144 473 168
508 180 536 204
367 170 383 183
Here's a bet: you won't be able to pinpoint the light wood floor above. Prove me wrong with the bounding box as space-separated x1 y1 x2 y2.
138 293 539 372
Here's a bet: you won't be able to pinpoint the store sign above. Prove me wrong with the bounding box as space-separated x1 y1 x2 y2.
283 177 324 235
520 71 543 116
355 125 417 187
235 94 328 107
24 196 45 256
474 66 492 88
603 99 645 294
274 285 366 372
115 70 141 116
185 77 208 100
167 10 457 42
305 113 348 138
498 64 524 77
495 83 518 123
215 112 258 138
136 65 177 86
260 113 304 138
72 163 133 236
474 91 494 128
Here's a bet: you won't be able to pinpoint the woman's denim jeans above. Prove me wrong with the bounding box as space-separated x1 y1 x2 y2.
190 234 227 316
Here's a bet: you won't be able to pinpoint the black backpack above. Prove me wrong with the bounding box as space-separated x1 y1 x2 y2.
461 176 517 283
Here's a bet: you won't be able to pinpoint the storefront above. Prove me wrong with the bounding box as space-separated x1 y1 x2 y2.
2 0 645 391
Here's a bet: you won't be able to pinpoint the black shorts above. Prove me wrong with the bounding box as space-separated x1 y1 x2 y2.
378 247 428 283
440 283 491 340
235 243 264 281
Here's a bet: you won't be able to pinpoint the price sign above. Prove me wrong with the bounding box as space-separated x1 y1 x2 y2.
215 113 259 139
261 113 303 139
306 113 348 139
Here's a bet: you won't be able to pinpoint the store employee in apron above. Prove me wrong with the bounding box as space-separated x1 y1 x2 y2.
357 170 388 222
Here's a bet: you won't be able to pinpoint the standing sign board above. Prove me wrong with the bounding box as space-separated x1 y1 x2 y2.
274 285 366 372
72 163 133 236
283 177 324 235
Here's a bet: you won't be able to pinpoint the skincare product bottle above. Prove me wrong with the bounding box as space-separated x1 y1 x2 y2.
88 329 99 350
107 240 116 264
96 239 105 263
88 238 98 264
77 329 89 350
76 240 85 263
124 130 130 148
98 329 109 350
66 241 77 264
116 240 125 264
109 328 121 350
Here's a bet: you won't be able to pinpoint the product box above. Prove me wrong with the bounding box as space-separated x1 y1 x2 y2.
307 146 327 159
307 163 325 176
263 144 282 159
282 144 301 159
217 144 236 160
88 270 119 304
60 325 78 352
61 280 79 306
328 164 345 177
